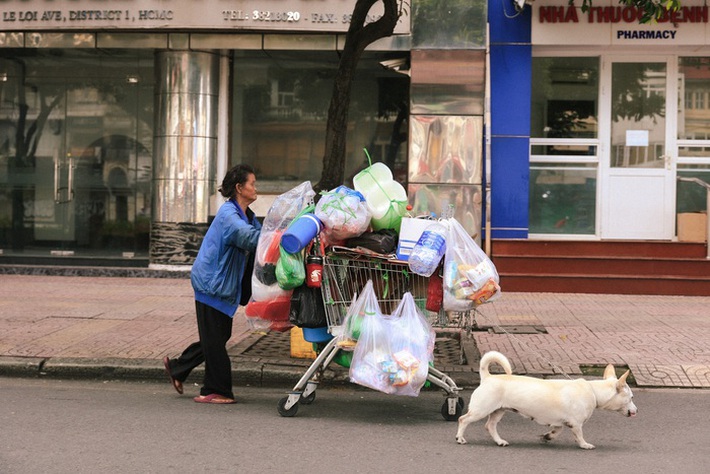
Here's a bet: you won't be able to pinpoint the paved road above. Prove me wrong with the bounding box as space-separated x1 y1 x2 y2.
2 378 709 473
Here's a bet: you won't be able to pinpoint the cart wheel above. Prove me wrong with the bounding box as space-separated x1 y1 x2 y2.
300 391 316 405
441 397 465 421
277 397 299 417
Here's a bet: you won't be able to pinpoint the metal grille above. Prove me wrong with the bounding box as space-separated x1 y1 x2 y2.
320 253 476 332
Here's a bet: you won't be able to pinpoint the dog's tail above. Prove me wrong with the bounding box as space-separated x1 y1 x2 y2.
479 351 512 379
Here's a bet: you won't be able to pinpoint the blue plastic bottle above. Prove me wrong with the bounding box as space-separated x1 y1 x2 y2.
408 221 447 277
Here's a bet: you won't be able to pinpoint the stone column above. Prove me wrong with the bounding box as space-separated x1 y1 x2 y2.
150 50 219 266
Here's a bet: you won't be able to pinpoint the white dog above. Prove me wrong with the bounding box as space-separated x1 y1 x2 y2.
455 351 637 449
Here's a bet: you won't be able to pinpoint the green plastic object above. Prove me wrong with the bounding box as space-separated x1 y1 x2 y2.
353 148 407 232
371 201 408 232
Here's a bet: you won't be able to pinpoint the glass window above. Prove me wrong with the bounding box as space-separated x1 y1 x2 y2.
412 0 486 49
531 57 599 139
679 57 710 140
529 165 597 234
0 50 153 258
231 51 409 193
677 167 710 214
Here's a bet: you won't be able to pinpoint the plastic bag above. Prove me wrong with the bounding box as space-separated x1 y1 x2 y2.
443 218 501 311
425 271 444 313
349 292 435 397
338 280 382 351
385 293 435 396
253 181 314 272
315 185 371 241
345 229 398 255
276 245 305 290
247 182 314 331
289 284 327 328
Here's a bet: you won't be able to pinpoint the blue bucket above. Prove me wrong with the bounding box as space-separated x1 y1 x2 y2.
281 213 322 254
302 326 333 343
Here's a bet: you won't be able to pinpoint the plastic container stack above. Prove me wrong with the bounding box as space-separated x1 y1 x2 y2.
353 159 408 232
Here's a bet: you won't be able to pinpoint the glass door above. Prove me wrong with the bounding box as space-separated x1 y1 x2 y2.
0 51 153 262
600 58 676 240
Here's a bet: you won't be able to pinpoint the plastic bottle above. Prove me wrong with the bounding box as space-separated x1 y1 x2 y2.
408 221 448 277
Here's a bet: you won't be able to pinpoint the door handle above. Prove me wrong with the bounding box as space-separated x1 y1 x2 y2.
53 150 60 202
55 152 74 203
661 154 672 170
67 155 75 202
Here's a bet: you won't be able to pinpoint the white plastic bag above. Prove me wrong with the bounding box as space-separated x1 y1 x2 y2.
246 182 314 330
315 185 371 242
338 280 382 350
443 218 501 311
383 293 435 396
349 290 436 397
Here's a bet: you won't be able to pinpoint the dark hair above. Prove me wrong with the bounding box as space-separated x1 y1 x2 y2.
219 164 255 199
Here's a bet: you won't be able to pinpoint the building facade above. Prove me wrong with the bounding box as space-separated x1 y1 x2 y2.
0 0 486 269
3 0 705 272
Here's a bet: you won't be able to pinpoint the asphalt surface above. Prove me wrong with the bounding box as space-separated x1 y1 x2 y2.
1 274 709 389
3 378 709 473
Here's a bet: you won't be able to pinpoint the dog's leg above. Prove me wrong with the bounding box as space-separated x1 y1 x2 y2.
455 405 493 445
569 424 595 450
484 409 509 446
541 427 561 443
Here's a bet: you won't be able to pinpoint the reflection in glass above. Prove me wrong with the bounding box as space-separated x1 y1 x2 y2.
529 167 596 234
610 62 666 168
232 51 409 193
411 0 486 49
531 57 599 139
409 115 482 184
0 50 154 257
677 167 710 213
407 183 482 241
531 145 597 157
679 57 710 142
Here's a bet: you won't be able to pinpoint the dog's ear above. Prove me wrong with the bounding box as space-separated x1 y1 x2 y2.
616 370 630 390
603 364 616 379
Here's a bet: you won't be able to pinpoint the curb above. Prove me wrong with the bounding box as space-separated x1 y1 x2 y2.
0 355 481 390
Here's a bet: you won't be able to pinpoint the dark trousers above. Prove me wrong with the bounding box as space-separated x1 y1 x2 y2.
168 301 234 399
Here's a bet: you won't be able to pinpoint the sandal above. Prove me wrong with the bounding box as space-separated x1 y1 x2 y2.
193 394 236 404
163 356 183 395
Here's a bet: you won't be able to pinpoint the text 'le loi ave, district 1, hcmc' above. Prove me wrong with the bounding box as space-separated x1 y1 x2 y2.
1 10 175 22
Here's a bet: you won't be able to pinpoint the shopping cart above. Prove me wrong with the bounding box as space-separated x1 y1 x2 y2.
277 250 477 420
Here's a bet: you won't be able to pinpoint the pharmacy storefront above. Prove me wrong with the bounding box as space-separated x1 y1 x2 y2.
489 0 710 241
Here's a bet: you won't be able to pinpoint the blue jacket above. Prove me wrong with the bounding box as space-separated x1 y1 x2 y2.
191 200 262 317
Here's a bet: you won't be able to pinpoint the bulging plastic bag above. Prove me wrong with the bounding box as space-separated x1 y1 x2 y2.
247 182 314 331
349 291 435 397
443 218 501 311
338 280 381 351
275 245 305 290
288 284 327 329
315 185 371 241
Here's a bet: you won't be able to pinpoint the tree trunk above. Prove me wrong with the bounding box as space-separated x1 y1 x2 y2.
316 0 400 193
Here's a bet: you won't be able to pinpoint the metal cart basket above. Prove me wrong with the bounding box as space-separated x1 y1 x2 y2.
277 251 475 420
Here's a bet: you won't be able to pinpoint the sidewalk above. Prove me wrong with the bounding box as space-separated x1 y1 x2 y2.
0 273 709 389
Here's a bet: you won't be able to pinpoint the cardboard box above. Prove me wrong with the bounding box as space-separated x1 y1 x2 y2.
396 217 436 260
677 212 707 243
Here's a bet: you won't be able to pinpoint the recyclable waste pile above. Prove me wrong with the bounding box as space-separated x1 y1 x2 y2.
243 149 501 395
